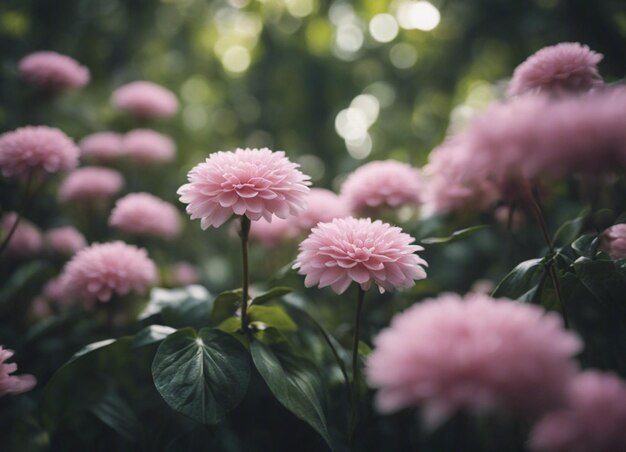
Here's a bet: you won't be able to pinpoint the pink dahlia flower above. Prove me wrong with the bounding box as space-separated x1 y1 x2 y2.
19 51 89 91
366 293 582 425
58 167 124 203
178 148 311 229
61 241 157 302
530 371 626 452
509 43 603 97
0 346 36 397
600 224 626 260
0 213 42 257
111 81 178 119
79 132 125 162
171 262 199 286
249 217 300 247
123 129 175 164
109 192 181 239
294 217 427 294
340 160 423 213
44 226 87 255
0 126 79 178
294 188 350 232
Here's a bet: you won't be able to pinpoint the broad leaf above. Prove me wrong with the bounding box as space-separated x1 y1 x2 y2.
133 325 176 348
553 212 587 247
210 289 243 325
252 287 293 305
0 260 50 305
140 286 212 328
571 234 599 258
573 257 626 306
89 385 140 441
421 225 489 245
492 258 545 302
248 305 297 332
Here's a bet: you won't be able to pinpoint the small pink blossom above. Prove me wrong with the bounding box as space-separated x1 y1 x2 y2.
61 241 157 302
171 262 199 286
0 346 36 397
178 148 311 229
109 192 181 239
294 217 427 294
366 293 582 425
112 81 178 119
123 129 175 164
509 43 603 97
600 224 626 260
294 188 350 232
249 217 300 247
58 167 124 203
0 213 42 257
530 371 626 452
19 51 89 91
44 226 87 255
0 126 79 178
79 132 125 161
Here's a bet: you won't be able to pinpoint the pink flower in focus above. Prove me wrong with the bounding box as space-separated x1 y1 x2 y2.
0 346 36 397
366 293 582 425
340 160 423 213
109 192 181 239
0 126 79 178
79 132 125 161
178 148 311 228
112 81 178 119
0 213 42 257
509 43 603 97
294 217 427 294
249 217 300 247
530 371 626 452
123 129 176 164
61 241 157 302
58 167 124 203
19 51 89 91
171 262 199 286
44 226 87 255
294 188 349 232
600 224 626 260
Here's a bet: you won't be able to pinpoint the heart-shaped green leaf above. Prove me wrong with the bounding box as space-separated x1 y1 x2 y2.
252 287 293 305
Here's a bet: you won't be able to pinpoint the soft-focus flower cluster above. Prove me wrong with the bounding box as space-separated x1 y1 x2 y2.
112 81 178 119
44 226 87 256
123 129 176 164
79 132 125 162
19 51 89 91
59 166 124 203
600 224 626 260
109 193 181 240
0 213 42 257
249 217 300 246
171 261 200 286
0 346 36 397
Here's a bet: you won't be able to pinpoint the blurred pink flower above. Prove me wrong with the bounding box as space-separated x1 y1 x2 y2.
600 224 626 260
178 148 311 228
294 217 427 294
509 43 603 97
0 126 79 178
112 81 178 119
494 205 526 231
58 167 124 203
30 296 53 320
0 213 42 257
530 371 626 452
19 51 89 91
79 132 125 162
249 217 300 247
294 188 350 232
44 226 87 255
43 276 68 303
0 346 36 397
171 262 199 286
109 192 181 239
61 241 157 302
123 129 175 164
340 160 423 213
366 293 582 425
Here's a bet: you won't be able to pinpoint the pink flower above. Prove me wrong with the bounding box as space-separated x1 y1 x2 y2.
79 132 125 161
61 241 157 302
294 217 427 294
44 226 87 255
600 224 626 260
529 371 626 452
294 188 350 232
0 213 42 257
171 262 199 286
19 51 89 91
249 217 300 247
112 81 178 119
123 129 175 164
340 160 423 213
178 148 311 229
58 167 124 203
509 43 603 97
366 293 582 425
494 205 526 231
0 126 79 178
43 277 68 303
109 192 181 239
0 346 36 397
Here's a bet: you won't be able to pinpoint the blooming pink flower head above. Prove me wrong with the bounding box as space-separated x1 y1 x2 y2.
294 217 427 294
79 132 125 162
249 217 300 247
340 160 423 214
509 43 603 97
0 346 36 397
44 226 87 255
178 148 311 229
19 51 89 91
112 81 178 119
0 126 79 178
294 188 350 232
171 261 199 286
600 224 626 260
60 241 157 303
123 129 176 164
0 213 42 257
529 371 626 452
366 293 582 426
58 167 124 203
109 192 181 239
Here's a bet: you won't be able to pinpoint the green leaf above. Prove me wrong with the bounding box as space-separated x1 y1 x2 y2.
251 339 333 449
572 234 599 258
492 258 546 302
0 260 50 305
152 327 251 425
211 289 243 325
357 341 371 357
421 225 489 245
217 316 242 334
252 287 293 305
140 286 213 328
573 257 626 305
553 211 588 247
132 325 176 348
248 305 297 332
89 385 139 441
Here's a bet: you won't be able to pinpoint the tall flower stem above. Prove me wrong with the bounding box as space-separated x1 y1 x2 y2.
0 172 34 259
239 215 251 332
350 286 366 447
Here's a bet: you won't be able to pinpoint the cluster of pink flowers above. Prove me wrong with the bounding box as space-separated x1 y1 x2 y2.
600 224 626 260
111 81 178 119
58 166 124 203
79 132 125 162
19 51 89 91
0 213 42 257
109 193 181 239
0 346 36 397
44 226 87 255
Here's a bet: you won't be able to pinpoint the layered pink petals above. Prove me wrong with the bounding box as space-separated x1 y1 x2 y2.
79 132 125 161
600 224 626 260
0 346 36 397
44 226 87 255
58 167 124 203
123 129 175 164
112 81 178 119
19 51 89 91
294 188 350 232
109 192 181 239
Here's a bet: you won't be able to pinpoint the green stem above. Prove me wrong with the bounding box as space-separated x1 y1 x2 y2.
0 172 34 259
350 286 365 448
239 216 251 332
